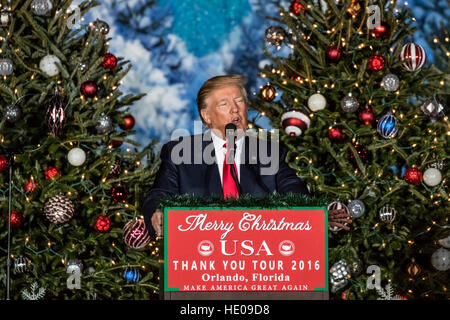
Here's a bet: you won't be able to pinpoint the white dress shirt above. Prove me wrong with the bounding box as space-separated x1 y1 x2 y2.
211 130 244 183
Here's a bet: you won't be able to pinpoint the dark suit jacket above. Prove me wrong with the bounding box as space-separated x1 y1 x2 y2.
142 131 310 236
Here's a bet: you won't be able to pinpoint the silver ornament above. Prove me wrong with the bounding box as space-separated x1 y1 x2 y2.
14 256 30 274
438 235 450 249
430 248 450 271
91 19 110 35
429 161 445 171
420 98 445 122
350 259 363 276
329 259 350 293
364 182 380 198
79 60 88 73
0 9 12 27
4 104 21 122
381 74 400 92
265 26 285 46
67 259 83 273
341 93 359 112
31 0 51 16
0 58 13 76
379 205 396 223
96 114 113 133
347 200 365 218
44 195 74 225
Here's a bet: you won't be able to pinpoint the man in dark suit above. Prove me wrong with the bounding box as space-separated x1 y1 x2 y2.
143 75 352 237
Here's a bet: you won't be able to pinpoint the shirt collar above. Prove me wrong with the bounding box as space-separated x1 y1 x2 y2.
210 130 245 149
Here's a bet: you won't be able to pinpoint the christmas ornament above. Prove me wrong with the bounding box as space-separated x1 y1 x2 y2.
123 267 141 283
307 93 326 112
430 248 450 271
423 167 442 187
377 112 398 139
102 53 117 70
341 93 359 112
400 43 426 72
348 144 369 164
265 26 285 46
31 0 50 15
326 45 341 63
429 161 445 171
21 282 45 300
120 114 135 131
14 256 30 274
286 31 297 47
346 0 362 17
330 259 350 293
0 154 7 172
91 19 110 35
111 185 128 203
123 219 151 249
373 22 390 38
95 215 111 232
347 200 365 218
96 114 113 133
108 159 122 178
379 205 396 223
350 259 363 276
406 258 421 277
364 182 380 198
0 9 12 27
260 83 277 102
381 74 400 92
80 80 98 98
367 55 385 72
24 179 37 193
7 210 24 228
39 55 61 77
281 110 310 136
420 98 445 122
327 125 346 142
438 235 450 249
44 195 74 225
376 283 406 300
67 259 83 273
3 104 22 123
44 166 61 180
79 60 89 73
341 291 348 300
0 58 13 76
358 107 375 126
328 202 350 231
45 89 66 137
289 0 306 15
404 167 423 185
67 147 86 166
110 140 123 148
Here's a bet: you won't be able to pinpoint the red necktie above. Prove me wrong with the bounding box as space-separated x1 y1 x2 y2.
222 142 239 199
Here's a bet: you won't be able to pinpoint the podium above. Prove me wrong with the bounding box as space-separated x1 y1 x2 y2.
159 204 329 300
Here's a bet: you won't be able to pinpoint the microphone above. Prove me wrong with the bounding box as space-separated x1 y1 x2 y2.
225 123 242 196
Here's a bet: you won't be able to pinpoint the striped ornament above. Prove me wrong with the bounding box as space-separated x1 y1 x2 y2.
400 43 426 72
123 267 141 283
44 195 74 225
377 112 398 139
123 219 150 249
327 202 349 232
281 110 310 136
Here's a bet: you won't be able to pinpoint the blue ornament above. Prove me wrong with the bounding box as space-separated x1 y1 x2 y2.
377 112 398 138
389 165 398 175
401 165 406 178
123 267 141 283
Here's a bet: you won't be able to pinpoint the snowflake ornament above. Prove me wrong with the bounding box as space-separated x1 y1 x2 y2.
21 282 46 300
376 283 404 300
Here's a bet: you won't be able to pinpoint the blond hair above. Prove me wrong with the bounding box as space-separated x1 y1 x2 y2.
196 75 248 127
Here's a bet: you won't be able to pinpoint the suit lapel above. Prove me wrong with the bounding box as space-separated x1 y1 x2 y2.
203 131 223 197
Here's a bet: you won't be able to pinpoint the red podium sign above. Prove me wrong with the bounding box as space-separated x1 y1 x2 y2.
164 207 328 293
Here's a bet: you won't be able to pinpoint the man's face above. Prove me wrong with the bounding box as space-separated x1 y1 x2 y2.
200 85 248 139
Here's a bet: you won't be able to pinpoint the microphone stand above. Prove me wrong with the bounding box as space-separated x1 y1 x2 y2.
5 152 14 300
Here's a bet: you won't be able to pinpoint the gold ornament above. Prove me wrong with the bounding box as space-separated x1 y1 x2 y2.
260 83 276 102
407 258 421 278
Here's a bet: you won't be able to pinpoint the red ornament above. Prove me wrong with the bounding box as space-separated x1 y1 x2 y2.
45 166 61 180
0 154 8 172
326 45 341 63
373 22 390 38
95 215 111 232
341 291 348 300
349 144 369 164
102 53 117 70
404 167 423 185
24 179 37 193
289 0 306 15
111 185 128 203
358 107 375 126
80 80 98 98
327 125 346 142
367 55 385 72
7 210 24 228
123 219 150 249
400 42 426 72
119 114 135 131
110 140 123 148
281 111 310 137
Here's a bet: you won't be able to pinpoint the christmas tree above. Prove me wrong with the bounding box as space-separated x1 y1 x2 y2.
0 0 160 299
251 0 449 299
